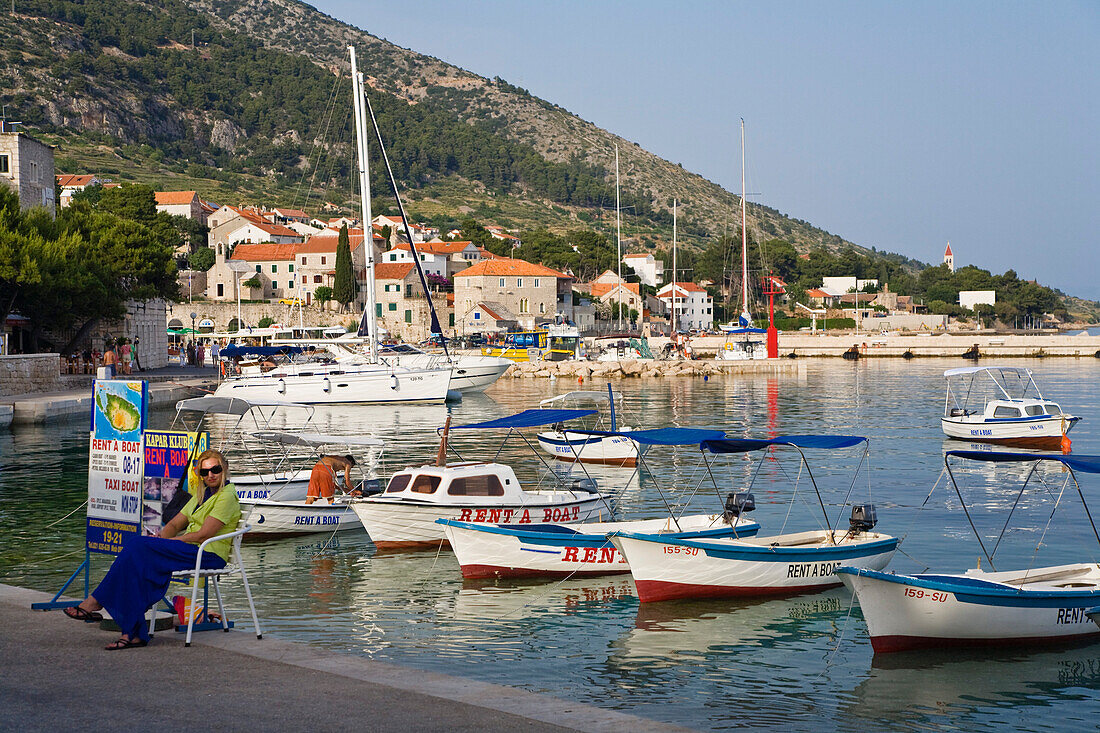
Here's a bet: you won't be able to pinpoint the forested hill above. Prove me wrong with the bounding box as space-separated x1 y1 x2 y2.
3 0 872 257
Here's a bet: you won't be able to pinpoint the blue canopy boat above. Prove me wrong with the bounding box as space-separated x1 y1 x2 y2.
608 435 897 602
838 450 1100 653
438 426 765 578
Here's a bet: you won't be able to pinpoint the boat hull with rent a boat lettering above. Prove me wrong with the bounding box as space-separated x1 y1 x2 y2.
610 434 897 603
439 513 762 579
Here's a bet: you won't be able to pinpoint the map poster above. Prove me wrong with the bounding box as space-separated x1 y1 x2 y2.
142 430 207 536
87 380 148 555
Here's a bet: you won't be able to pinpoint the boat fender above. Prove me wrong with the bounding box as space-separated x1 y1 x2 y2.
391 374 399 391
849 504 878 534
322 377 331 393
276 378 286 395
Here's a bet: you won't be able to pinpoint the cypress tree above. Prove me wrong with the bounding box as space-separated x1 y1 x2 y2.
334 223 357 311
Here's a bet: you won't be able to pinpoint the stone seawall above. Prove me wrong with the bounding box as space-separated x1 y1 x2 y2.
655 333 1100 358
0 354 62 396
503 359 804 379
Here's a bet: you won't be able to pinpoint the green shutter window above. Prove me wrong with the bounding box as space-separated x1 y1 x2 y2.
289 264 294 273
388 303 397 311
271 264 278 273
376 303 382 317
404 309 412 323
395 284 401 292
449 313 455 327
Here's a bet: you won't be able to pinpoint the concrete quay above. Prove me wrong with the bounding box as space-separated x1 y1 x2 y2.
673 332 1100 358
1 366 215 426
0 584 690 733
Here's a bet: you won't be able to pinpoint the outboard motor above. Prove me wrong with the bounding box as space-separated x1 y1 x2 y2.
723 491 756 522
849 504 878 534
570 476 600 494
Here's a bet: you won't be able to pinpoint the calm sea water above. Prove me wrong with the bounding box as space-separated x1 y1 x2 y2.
4 359 1100 731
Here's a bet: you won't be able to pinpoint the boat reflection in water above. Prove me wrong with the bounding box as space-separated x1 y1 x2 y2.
608 588 849 667
842 645 1100 729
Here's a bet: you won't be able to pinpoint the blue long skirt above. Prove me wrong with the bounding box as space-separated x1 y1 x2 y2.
93 536 226 642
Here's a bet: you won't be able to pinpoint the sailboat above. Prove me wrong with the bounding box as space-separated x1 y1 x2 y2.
213 47 452 404
716 119 769 361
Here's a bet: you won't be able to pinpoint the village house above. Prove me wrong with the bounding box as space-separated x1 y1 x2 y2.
296 228 385 309
454 258 574 331
485 225 521 249
57 174 109 208
269 208 311 225
588 280 642 315
0 124 55 215
381 240 481 278
373 263 454 342
458 301 519 335
657 282 714 331
206 242 299 303
154 190 206 225
623 252 664 287
208 211 304 249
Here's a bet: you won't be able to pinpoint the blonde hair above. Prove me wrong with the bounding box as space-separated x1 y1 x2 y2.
195 449 231 491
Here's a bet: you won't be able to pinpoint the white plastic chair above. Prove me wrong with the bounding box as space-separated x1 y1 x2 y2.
149 523 263 646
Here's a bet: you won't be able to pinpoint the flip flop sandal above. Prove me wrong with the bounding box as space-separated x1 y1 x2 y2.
64 606 104 623
105 637 148 651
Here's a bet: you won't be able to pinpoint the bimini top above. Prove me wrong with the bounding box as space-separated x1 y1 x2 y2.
721 327 767 335
220 344 303 358
569 427 726 446
451 408 597 430
943 365 1033 377
539 390 621 406
251 430 384 448
174 396 307 415
946 450 1100 474
701 435 869 453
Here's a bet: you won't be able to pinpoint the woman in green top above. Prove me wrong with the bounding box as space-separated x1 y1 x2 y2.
64 450 242 650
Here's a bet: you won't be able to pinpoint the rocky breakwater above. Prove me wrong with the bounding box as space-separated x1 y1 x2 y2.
503 359 804 379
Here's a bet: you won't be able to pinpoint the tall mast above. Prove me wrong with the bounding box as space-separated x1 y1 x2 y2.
349 46 377 364
740 118 749 323
671 199 677 336
615 144 622 331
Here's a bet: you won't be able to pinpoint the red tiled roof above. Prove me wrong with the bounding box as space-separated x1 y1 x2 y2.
300 230 368 253
476 247 502 260
375 263 415 280
229 243 299 262
393 240 473 255
56 174 97 187
272 208 309 218
479 303 504 321
155 191 198 205
806 289 829 298
590 281 640 298
944 244 953 256
660 281 706 294
454 257 570 279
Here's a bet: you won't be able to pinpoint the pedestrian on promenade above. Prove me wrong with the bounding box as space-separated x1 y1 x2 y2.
119 338 132 375
103 340 118 378
63 450 241 650
187 340 196 367
132 337 142 372
196 341 206 368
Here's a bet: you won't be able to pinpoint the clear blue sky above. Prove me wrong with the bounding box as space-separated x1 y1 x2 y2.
314 0 1100 299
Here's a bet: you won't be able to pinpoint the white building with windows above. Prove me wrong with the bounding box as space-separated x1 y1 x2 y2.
657 282 714 331
623 252 664 287
0 125 55 215
381 240 481 278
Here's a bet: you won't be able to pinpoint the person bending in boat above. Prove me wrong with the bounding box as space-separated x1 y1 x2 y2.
304 455 360 504
64 450 241 650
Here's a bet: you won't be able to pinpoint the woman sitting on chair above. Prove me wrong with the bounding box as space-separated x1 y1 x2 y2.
64 450 241 650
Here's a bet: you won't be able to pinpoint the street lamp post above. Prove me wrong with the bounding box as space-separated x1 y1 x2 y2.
190 311 197 367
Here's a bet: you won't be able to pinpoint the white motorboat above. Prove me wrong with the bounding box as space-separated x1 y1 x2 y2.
591 334 652 362
940 366 1080 450
610 435 896 603
350 408 616 550
173 396 384 536
839 450 1100 653
377 345 511 393
440 425 763 578
535 390 640 466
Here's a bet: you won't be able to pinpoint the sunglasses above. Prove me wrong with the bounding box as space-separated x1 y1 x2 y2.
198 465 224 477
